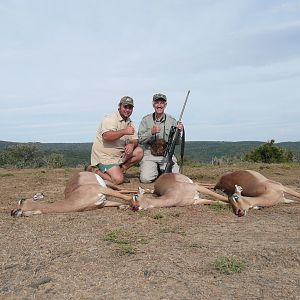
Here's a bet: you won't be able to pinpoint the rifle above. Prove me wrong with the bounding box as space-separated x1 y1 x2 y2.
163 90 190 173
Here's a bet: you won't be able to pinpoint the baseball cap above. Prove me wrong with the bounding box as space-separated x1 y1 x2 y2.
119 96 134 107
153 93 167 102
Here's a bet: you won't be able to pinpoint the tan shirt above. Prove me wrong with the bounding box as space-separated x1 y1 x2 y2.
91 111 138 165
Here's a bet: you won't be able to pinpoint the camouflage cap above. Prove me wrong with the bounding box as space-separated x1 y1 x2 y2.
153 93 167 102
119 96 134 107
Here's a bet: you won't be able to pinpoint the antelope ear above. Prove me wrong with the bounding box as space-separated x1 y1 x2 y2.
234 184 243 193
33 192 44 201
138 187 145 195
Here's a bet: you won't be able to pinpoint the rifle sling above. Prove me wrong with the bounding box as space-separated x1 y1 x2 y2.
179 127 185 173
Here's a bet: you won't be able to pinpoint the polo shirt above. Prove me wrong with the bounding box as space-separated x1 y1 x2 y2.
91 111 138 165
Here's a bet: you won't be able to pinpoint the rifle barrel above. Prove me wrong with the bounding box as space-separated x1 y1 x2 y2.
178 90 190 122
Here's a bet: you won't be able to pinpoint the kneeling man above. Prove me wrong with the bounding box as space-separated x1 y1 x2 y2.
89 96 143 185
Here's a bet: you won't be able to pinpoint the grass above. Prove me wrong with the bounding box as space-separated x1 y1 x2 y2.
152 212 163 219
0 173 14 177
160 226 186 236
213 257 247 275
208 202 229 211
169 212 182 218
103 229 138 256
103 229 130 244
114 244 136 256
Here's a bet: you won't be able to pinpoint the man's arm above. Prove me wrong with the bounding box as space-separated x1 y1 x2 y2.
103 124 134 142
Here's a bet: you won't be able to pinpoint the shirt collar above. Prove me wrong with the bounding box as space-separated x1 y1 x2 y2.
116 110 131 122
153 113 166 123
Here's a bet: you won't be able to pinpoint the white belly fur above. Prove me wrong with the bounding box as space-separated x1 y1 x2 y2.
94 174 107 205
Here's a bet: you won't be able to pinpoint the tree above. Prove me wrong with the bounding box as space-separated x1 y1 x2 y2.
0 144 45 168
47 153 64 168
245 139 293 163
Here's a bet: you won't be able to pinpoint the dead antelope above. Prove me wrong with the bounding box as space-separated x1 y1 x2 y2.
214 170 300 217
132 173 228 210
11 172 136 217
11 172 227 217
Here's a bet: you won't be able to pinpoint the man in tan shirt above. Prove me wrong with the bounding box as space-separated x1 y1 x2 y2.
90 96 143 184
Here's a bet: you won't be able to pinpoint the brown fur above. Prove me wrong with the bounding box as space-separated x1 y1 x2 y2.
136 173 228 210
11 172 134 217
214 170 300 217
11 172 228 217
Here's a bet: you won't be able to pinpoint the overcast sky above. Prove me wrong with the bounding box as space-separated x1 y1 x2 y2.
1 0 299 143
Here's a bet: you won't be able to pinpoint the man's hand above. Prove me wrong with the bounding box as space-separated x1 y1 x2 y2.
123 123 135 135
151 124 160 135
176 122 184 132
103 123 134 142
124 142 134 156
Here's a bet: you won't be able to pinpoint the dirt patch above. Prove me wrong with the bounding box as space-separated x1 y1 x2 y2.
1 164 300 299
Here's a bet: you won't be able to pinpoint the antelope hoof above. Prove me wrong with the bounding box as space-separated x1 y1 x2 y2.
11 208 23 217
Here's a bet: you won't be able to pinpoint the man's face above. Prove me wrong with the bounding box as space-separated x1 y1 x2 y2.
118 104 134 119
153 100 167 115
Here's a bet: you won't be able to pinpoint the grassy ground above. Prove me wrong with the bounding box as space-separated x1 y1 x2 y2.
1 163 300 299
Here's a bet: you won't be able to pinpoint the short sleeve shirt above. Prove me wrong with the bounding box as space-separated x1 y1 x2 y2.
91 111 138 165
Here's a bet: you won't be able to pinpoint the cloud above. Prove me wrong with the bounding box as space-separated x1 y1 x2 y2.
0 0 299 142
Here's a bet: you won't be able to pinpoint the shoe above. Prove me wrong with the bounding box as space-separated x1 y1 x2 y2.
123 176 130 183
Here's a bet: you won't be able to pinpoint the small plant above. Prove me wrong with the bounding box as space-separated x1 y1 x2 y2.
214 257 246 275
137 210 148 217
103 229 126 244
170 212 181 218
114 244 136 256
104 229 141 256
152 212 163 219
208 202 228 211
0 173 14 177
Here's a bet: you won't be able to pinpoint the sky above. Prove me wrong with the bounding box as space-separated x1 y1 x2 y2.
0 0 299 143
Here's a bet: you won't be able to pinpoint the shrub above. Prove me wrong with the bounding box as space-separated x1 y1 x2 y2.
47 153 64 168
0 144 45 168
245 139 293 163
214 257 246 275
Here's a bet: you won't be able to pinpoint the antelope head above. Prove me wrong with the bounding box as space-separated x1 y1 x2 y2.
229 184 248 217
131 187 145 211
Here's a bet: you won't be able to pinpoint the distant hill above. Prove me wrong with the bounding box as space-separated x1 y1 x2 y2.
1 140 300 165
182 141 300 162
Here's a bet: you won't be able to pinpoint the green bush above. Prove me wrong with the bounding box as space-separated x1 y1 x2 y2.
47 153 64 168
0 144 45 168
245 139 293 163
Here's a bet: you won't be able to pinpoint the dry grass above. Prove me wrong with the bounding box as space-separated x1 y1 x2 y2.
1 164 300 299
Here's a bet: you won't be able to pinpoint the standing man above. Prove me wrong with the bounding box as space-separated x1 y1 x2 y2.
138 93 183 183
90 96 144 185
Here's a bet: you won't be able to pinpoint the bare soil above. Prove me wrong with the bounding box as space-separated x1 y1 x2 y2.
1 164 300 300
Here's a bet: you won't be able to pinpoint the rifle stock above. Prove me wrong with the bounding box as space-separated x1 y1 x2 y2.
163 90 190 174
164 127 180 173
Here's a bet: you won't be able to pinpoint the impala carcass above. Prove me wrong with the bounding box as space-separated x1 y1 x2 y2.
214 169 300 217
11 172 135 217
11 172 228 217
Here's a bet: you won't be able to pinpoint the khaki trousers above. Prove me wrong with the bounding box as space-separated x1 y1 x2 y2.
139 150 179 183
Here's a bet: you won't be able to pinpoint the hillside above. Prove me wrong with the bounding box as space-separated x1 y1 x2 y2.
1 140 300 166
